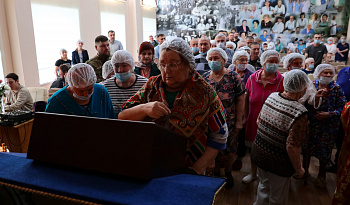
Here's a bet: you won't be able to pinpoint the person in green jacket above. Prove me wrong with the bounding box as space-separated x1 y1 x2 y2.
134 41 160 79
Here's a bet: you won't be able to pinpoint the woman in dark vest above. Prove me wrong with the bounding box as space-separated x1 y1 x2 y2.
251 70 308 204
134 42 160 79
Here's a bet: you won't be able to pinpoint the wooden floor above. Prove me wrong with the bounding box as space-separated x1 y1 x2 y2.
214 150 337 205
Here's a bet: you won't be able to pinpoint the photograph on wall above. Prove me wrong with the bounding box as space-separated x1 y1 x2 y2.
156 0 347 48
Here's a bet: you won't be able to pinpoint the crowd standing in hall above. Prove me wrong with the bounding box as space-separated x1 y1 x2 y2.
3 23 350 204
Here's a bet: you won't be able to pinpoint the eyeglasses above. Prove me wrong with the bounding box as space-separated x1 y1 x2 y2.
158 61 182 71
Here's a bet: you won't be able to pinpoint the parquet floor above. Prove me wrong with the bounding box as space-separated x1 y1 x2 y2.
214 150 337 205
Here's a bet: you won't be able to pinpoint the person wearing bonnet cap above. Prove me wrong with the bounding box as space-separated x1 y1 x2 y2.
283 53 327 110
243 50 284 184
119 38 228 176
45 63 114 119
252 70 308 204
202 47 246 188
104 50 148 118
134 42 160 79
302 64 347 188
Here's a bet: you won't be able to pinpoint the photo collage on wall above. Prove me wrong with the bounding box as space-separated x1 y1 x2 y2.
156 0 346 46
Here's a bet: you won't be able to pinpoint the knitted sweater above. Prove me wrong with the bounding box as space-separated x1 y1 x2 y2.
251 92 307 177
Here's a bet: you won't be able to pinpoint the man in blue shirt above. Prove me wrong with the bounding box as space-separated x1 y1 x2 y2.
154 34 166 64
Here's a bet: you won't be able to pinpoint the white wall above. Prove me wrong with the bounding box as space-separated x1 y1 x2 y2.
0 0 157 87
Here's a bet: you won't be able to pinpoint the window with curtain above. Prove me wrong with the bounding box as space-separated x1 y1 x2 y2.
143 17 157 42
99 1 126 50
31 1 80 84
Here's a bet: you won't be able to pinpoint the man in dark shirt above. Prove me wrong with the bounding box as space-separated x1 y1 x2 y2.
86 35 110 83
304 33 328 68
50 64 69 89
249 42 262 70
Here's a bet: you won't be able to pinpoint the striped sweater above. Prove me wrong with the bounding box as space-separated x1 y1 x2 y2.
251 92 307 177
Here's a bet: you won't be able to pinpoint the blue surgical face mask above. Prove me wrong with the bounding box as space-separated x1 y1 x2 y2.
192 47 199 53
237 64 246 71
309 64 314 69
291 66 302 70
73 91 93 101
340 39 345 43
314 40 320 44
115 71 131 82
208 61 222 71
267 39 271 42
217 42 226 49
265 63 278 73
199 50 208 55
327 41 333 44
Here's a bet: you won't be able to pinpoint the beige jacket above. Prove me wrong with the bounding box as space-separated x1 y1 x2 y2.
4 84 33 112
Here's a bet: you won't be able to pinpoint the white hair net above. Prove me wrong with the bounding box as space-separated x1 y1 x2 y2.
160 38 195 70
102 60 114 79
238 46 251 51
283 69 309 93
305 57 314 64
226 42 236 50
232 50 249 63
60 48 67 54
283 53 305 69
206 48 228 63
77 39 84 44
260 50 281 66
111 50 135 71
210 40 216 45
313 64 335 79
66 63 97 88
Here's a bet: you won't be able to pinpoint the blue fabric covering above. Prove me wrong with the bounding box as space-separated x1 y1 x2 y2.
45 84 115 119
0 153 225 205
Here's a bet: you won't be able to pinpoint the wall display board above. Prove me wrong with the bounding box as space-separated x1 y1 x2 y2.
156 0 347 45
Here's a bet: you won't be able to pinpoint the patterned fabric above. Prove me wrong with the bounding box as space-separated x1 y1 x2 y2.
304 80 347 163
245 69 284 143
251 93 308 177
202 69 246 155
122 72 228 166
86 54 110 83
333 102 350 205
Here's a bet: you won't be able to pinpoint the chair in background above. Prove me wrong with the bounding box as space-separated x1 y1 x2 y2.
27 87 48 102
27 87 48 112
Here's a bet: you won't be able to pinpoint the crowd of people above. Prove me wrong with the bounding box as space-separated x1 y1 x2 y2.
2 27 350 204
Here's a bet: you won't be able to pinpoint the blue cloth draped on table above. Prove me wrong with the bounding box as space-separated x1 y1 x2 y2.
0 153 225 205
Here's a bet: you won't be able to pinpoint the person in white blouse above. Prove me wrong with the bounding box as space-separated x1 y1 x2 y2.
239 5 251 20
266 36 276 50
287 37 298 53
273 0 286 17
197 19 206 31
261 1 274 15
330 16 337 36
301 0 310 13
249 4 261 19
309 14 320 30
272 17 285 34
285 15 296 33
325 37 337 61
296 13 308 29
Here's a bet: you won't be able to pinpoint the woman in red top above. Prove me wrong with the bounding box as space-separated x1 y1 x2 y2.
243 50 284 184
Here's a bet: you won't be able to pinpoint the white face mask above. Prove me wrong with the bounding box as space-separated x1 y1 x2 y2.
319 76 333 85
73 91 93 101
237 64 246 71
217 42 226 49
